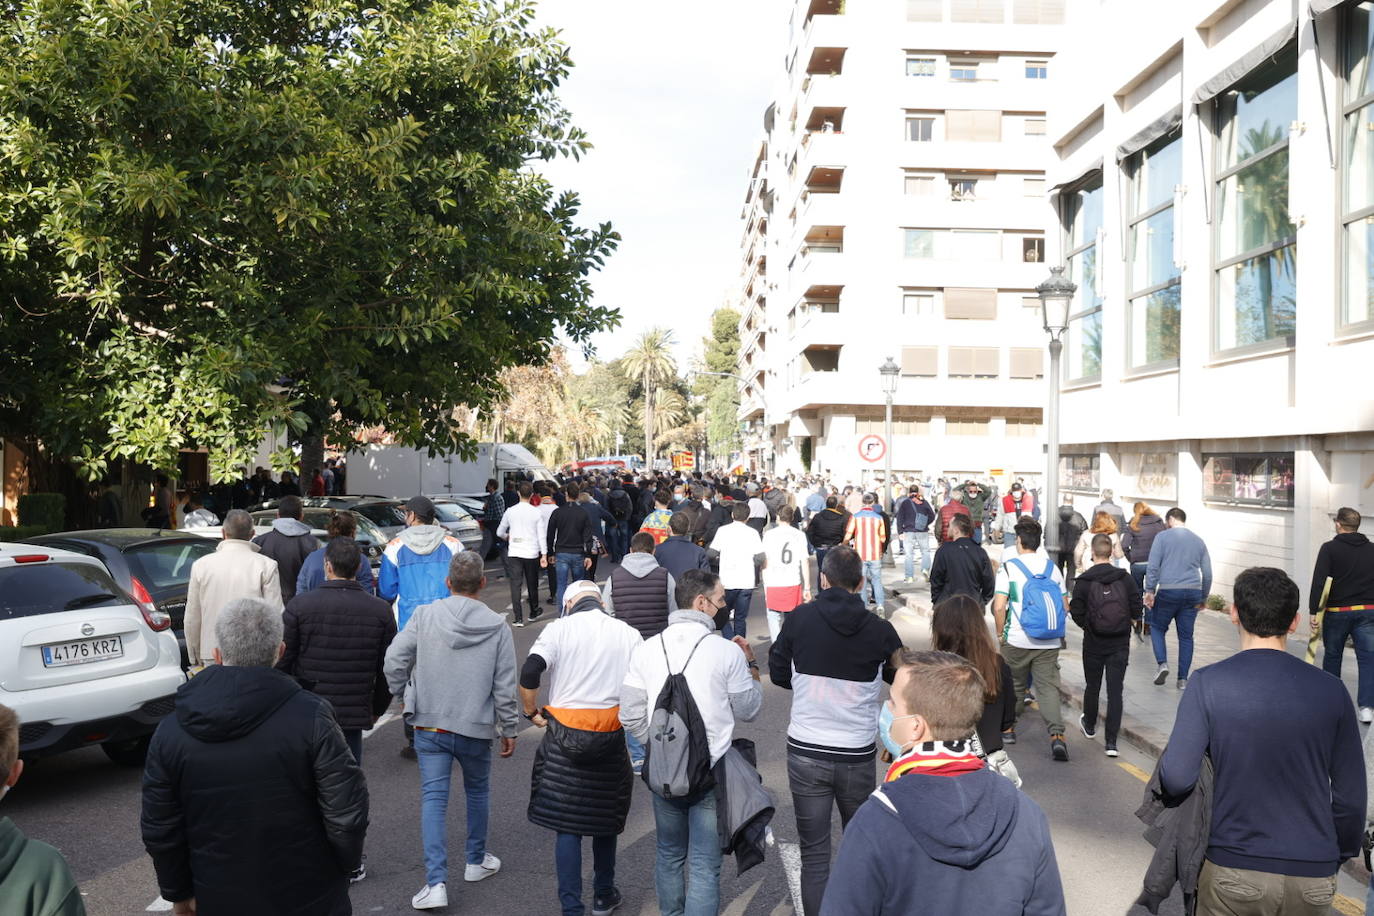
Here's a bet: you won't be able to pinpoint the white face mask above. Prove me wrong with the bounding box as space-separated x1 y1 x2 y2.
0 784 9 802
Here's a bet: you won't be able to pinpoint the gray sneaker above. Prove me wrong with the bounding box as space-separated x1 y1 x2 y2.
1153 664 1169 686
1177 678 1187 690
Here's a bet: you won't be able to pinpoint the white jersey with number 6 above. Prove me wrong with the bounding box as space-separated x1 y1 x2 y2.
762 524 809 588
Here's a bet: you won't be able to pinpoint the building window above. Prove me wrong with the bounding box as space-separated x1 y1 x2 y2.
906 116 935 142
1021 295 1042 310
1009 348 1044 378
946 109 1002 142
946 418 992 435
1004 418 1043 436
950 178 978 200
1214 47 1297 351
904 229 935 258
1024 177 1046 196
1060 455 1101 491
907 0 942 21
902 290 936 316
948 347 999 377
907 55 937 77
900 346 939 376
1024 117 1047 136
1062 179 1104 381
951 0 1004 23
1343 3 1374 329
944 288 998 319
1126 132 1182 368
905 174 935 195
1202 452 1295 507
1025 61 1048 79
1022 236 1045 262
950 62 980 81
1013 0 1065 24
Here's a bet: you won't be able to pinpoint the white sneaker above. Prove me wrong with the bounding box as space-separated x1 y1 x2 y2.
1361 707 1373 724
412 883 448 910
464 852 501 882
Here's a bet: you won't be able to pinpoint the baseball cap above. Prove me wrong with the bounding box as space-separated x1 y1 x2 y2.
405 495 438 522
562 579 602 608
1011 482 1023 492
731 488 748 502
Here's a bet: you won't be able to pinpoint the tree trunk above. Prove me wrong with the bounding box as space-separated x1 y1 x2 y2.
643 380 654 468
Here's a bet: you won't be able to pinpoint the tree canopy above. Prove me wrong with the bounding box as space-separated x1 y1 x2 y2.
0 0 618 481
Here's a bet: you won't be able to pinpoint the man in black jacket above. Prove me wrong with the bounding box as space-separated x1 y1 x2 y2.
545 482 593 611
654 512 711 583
806 496 850 575
1068 534 1142 757
141 596 367 916
929 514 995 606
1311 506 1374 722
253 495 318 603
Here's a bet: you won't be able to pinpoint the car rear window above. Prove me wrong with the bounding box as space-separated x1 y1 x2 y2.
434 503 473 523
0 562 127 619
355 504 407 528
125 541 216 589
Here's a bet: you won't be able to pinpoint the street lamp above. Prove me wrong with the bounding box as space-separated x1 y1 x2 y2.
1036 265 1077 558
879 356 900 515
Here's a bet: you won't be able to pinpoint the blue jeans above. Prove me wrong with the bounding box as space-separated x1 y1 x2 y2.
415 730 492 886
972 526 984 545
902 531 931 578
652 791 721 916
862 560 885 609
1322 608 1374 708
1151 589 1201 680
626 730 645 768
607 520 629 562
814 548 831 583
1003 531 1017 549
722 588 752 639
555 552 583 611
555 833 616 916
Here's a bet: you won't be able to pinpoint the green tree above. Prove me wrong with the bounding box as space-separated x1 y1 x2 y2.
621 327 676 465
0 0 618 482
695 307 741 457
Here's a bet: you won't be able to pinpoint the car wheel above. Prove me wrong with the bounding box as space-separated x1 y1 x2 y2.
102 736 151 767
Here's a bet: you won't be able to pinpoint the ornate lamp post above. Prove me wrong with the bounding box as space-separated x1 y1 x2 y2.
1036 266 1077 556
879 356 900 514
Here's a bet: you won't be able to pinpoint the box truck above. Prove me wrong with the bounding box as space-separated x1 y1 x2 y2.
348 443 555 500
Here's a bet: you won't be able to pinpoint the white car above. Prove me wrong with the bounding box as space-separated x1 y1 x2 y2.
0 543 186 766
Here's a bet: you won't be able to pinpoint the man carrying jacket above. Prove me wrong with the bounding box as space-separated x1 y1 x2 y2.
253 495 317 604
142 597 368 916
1311 507 1374 724
895 486 936 584
1068 534 1142 758
929 514 995 607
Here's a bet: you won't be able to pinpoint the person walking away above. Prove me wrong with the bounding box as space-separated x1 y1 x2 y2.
935 490 970 546
95 478 124 527
252 495 318 604
1073 511 1125 575
1093 489 1126 533
1068 534 1142 757
762 480 787 526
0 703 87 915
708 503 765 639
655 513 711 583
1143 507 1212 690
820 651 1066 916
843 486 863 516
620 569 763 916
638 489 675 547
308 468 326 497
994 518 1070 762
844 493 889 615
930 595 1018 775
928 514 995 608
537 482 561 606
142 598 367 916
545 483 594 610
1310 506 1374 724
604 533 678 638
745 484 770 534
703 488 737 548
807 495 850 577
178 492 220 530
895 486 936 584
762 506 812 643
297 511 376 595
498 482 546 627
675 486 708 545
481 479 507 561
1120 502 1166 593
384 551 519 911
769 547 902 916
522 580 642 916
606 479 634 562
1158 567 1364 916
322 460 337 497
804 483 827 524
1055 498 1088 584
577 489 616 581
184 509 283 669
998 483 1035 551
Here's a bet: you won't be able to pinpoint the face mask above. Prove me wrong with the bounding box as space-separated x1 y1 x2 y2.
879 703 908 758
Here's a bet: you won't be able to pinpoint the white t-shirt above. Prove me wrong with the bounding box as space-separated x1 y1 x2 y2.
995 553 1068 650
747 497 768 519
623 619 755 764
761 525 809 588
530 610 643 709
497 501 545 559
709 521 764 590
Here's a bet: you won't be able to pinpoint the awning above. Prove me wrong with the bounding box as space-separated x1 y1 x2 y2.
1311 0 1353 14
1115 106 1183 162
1048 157 1103 196
1190 21 1298 105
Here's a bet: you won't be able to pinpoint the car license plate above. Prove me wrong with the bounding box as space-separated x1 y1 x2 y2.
41 636 125 668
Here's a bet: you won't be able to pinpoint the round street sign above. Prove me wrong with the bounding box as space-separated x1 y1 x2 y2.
857 434 886 463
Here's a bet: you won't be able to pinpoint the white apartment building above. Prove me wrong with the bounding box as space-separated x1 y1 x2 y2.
1046 0 1374 595
735 0 1066 488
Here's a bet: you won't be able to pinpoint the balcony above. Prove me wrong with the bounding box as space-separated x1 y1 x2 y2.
801 225 843 255
805 46 846 76
803 165 844 196
804 105 845 134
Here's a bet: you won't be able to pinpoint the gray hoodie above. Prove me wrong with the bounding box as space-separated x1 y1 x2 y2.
383 594 519 739
602 552 678 616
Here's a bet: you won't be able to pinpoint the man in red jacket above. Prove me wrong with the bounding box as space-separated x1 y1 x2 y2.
936 491 971 545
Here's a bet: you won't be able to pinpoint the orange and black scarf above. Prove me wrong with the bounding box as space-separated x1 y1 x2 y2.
885 740 986 783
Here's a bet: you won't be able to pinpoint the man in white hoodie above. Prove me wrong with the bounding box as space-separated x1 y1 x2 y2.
384 550 519 911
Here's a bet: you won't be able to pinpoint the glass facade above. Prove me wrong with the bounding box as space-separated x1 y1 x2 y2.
1126 134 1182 367
1063 180 1103 381
1345 3 1374 327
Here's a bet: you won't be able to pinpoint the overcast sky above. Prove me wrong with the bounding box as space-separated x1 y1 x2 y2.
534 0 787 370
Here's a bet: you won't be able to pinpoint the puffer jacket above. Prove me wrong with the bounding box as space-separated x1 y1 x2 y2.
253 518 319 603
603 552 676 638
1121 513 1167 566
807 507 850 549
278 580 397 729
141 664 367 916
528 714 634 837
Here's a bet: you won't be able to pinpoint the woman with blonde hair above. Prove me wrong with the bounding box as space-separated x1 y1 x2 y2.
1074 511 1124 572
1120 501 1166 590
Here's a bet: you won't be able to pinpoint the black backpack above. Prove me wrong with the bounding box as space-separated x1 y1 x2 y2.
608 489 632 521
643 633 714 800
1086 574 1134 637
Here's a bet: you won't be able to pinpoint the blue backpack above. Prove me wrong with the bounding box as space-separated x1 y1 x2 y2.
1007 558 1066 640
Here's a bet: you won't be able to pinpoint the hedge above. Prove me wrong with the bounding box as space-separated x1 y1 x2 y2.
0 525 51 543
17 492 65 533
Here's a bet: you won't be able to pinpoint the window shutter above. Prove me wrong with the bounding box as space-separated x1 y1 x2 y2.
945 110 974 141
952 0 1004 22
1010 348 1045 378
901 346 939 376
948 347 974 376
906 0 942 21
1014 0 1064 24
974 110 1003 142
944 287 998 319
973 348 1000 377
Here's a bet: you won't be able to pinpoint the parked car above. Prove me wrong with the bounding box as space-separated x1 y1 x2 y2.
246 506 383 567
0 542 185 765
29 529 220 669
429 497 485 554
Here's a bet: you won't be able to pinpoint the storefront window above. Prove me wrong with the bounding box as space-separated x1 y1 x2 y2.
1202 452 1294 507
1060 455 1101 492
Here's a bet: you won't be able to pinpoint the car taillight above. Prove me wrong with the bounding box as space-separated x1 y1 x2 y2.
12 554 48 563
130 576 172 631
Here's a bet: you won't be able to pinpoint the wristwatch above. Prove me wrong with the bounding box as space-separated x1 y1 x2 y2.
747 660 760 672
522 710 540 722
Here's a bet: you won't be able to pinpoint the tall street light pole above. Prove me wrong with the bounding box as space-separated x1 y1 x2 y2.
1036 266 1077 558
879 357 900 515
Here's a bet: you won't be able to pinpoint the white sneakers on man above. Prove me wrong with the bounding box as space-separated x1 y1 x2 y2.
1360 706 1373 725
464 852 502 882
412 882 447 910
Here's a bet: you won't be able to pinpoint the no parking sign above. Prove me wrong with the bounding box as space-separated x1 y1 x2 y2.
858 434 886 463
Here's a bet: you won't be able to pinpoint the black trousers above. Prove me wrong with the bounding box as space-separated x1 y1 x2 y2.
788 751 874 916
506 554 541 621
1081 640 1129 745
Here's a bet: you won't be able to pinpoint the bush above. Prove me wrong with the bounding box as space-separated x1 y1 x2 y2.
17 492 65 533
0 525 51 542
1205 593 1227 611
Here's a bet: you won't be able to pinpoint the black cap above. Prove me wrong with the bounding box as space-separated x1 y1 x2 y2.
405 495 437 522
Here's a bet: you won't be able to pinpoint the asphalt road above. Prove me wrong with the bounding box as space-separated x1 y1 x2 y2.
3 558 1216 915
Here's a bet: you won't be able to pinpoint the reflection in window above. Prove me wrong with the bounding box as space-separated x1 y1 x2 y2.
1202 453 1294 507
1344 3 1374 327
1126 133 1182 367
1063 180 1104 381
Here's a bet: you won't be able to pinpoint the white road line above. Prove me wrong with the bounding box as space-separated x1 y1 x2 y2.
146 897 173 912
778 841 804 916
362 712 396 738
721 879 762 916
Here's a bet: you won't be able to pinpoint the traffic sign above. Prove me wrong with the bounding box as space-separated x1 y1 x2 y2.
857 434 886 463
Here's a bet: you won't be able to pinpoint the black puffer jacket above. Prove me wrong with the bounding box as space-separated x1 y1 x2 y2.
528 714 633 837
141 664 367 916
1121 513 1166 565
254 522 319 602
278 580 397 729
807 507 850 548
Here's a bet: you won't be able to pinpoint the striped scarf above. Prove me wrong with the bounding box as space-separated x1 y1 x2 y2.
885 740 986 783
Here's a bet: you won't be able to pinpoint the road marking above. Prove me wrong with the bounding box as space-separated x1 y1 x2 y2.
1117 761 1151 784
1333 893 1363 915
778 840 804 916
146 897 173 912
362 712 396 738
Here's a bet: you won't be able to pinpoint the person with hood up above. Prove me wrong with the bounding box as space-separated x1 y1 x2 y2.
1054 498 1089 584
1120 501 1166 592
769 546 902 916
928 514 995 607
253 494 317 603
142 597 368 916
820 650 1066 916
1311 506 1374 724
384 550 519 911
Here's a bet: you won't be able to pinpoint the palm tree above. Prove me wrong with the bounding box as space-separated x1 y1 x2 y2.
621 328 677 465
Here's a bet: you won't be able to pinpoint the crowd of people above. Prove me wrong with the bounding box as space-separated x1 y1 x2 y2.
5 464 1374 916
